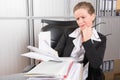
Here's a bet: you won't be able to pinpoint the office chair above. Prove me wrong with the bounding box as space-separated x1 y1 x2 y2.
41 19 78 49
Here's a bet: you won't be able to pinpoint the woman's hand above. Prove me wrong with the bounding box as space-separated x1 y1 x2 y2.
81 27 92 42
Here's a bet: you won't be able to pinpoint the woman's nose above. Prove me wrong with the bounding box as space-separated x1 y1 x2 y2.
78 18 83 24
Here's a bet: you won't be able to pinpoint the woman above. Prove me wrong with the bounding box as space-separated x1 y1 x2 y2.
55 1 107 80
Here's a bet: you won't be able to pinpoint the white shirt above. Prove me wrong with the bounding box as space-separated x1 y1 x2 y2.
69 27 101 80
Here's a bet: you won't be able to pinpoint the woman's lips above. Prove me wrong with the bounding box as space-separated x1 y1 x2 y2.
80 24 85 27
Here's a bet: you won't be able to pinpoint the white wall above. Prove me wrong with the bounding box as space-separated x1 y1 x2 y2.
0 0 30 76
33 0 68 17
0 0 27 17
0 20 30 76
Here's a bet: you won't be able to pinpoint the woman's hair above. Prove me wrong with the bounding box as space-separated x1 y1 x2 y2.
73 1 95 15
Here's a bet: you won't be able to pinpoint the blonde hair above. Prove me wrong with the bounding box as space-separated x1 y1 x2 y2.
73 1 95 15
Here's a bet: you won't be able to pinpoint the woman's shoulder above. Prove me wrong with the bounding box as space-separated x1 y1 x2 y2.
64 27 77 35
98 32 107 41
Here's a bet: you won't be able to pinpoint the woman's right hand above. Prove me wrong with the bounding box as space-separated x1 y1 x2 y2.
81 27 92 42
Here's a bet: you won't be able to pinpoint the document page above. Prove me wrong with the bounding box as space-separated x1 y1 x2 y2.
25 61 73 77
21 41 62 62
25 61 83 80
21 52 61 61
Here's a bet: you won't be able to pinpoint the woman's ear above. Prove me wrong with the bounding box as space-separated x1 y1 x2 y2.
92 14 96 21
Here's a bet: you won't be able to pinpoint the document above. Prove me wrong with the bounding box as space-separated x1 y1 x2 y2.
21 41 62 62
21 52 61 62
25 61 83 80
22 41 83 80
25 61 73 77
21 41 82 62
21 43 65 62
28 41 58 57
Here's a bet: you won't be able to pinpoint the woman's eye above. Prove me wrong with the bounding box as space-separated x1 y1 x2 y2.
81 17 85 19
76 18 79 20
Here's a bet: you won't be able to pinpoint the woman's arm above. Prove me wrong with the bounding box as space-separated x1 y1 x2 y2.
55 28 76 57
82 33 107 69
54 32 67 57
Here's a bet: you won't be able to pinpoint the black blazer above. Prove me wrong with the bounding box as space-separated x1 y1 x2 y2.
55 28 107 80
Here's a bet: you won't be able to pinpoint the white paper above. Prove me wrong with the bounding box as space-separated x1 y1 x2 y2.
27 77 63 80
27 45 58 57
38 31 51 48
21 41 62 62
25 61 73 77
66 63 83 80
21 52 61 62
25 61 83 80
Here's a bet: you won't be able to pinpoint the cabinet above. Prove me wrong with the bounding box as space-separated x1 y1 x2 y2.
104 59 120 80
116 0 120 15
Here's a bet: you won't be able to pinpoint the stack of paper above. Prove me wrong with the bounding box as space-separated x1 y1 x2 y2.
25 61 83 80
21 41 83 80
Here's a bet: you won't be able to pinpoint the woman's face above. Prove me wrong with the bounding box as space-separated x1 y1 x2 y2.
74 8 95 31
